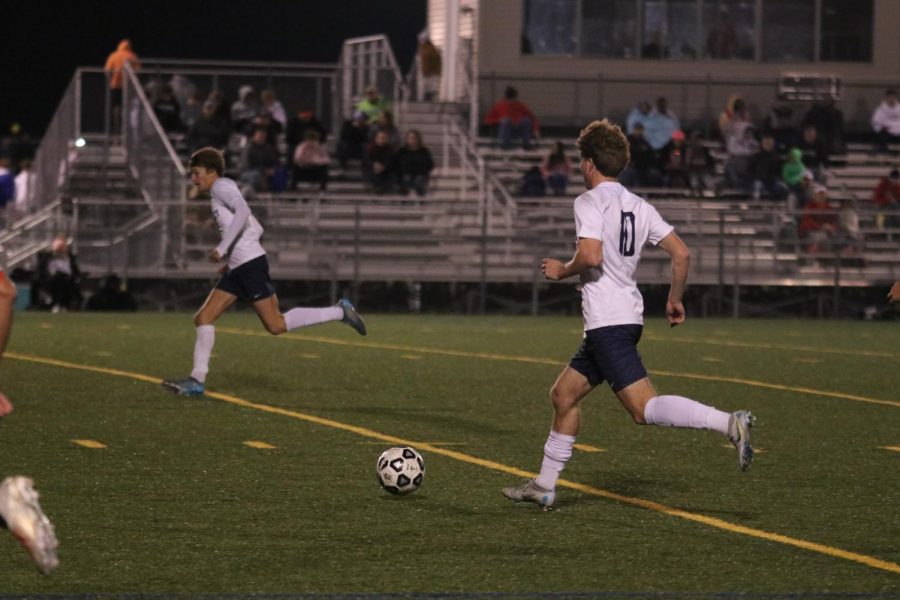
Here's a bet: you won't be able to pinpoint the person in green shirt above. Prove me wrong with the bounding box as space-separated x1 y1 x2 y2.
355 85 391 121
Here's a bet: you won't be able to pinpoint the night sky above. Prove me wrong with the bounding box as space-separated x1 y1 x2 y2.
4 1 427 136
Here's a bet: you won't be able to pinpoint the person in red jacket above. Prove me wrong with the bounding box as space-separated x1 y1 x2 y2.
483 86 540 150
873 169 900 207
798 185 837 255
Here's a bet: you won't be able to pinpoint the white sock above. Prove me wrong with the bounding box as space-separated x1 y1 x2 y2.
535 430 576 490
643 395 731 435
283 307 343 331
190 325 215 383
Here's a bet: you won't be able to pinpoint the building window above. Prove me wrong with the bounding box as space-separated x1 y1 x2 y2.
641 0 700 59
702 0 755 59
761 0 814 62
521 0 576 55
820 0 873 62
583 0 639 58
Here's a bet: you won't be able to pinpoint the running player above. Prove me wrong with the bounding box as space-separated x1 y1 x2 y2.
162 147 366 396
502 120 754 510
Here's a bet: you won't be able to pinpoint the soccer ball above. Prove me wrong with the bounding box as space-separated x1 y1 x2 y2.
376 446 425 495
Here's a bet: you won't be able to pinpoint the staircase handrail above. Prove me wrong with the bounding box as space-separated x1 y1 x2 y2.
336 35 410 131
123 62 187 178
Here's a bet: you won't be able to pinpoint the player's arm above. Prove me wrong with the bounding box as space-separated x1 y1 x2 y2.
212 185 252 262
657 231 690 327
542 237 602 281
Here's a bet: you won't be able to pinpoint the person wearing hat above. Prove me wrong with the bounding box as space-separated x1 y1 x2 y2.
355 86 391 122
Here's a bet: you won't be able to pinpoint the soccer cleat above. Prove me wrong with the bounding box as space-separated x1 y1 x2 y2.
728 410 756 471
337 298 367 336
161 376 205 396
502 479 556 510
0 476 59 574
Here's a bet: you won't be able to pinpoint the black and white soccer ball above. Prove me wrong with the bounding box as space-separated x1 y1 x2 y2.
376 446 425 495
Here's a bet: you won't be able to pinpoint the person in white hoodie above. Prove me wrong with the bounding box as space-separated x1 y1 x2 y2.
871 89 900 153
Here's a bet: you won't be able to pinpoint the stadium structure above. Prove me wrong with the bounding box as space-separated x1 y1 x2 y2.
2 0 898 317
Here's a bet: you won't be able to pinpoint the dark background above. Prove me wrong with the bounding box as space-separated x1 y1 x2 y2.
2 1 427 138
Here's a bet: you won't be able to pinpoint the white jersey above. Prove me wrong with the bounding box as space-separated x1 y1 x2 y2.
210 178 266 269
573 181 674 330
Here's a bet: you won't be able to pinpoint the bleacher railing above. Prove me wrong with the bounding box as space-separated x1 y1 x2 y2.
336 35 409 131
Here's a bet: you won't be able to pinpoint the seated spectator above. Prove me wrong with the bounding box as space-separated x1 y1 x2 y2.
750 134 788 200
337 112 370 169
540 141 571 196
365 130 395 194
206 90 231 126
483 86 540 150
796 125 829 180
873 168 900 230
35 235 82 312
370 110 401 149
520 166 546 197
798 185 837 255
230 85 258 133
292 130 330 191
395 130 434 197
871 89 900 153
260 89 287 129
619 123 661 188
181 91 203 131
187 100 230 152
659 130 690 188
724 126 759 190
86 274 136 312
643 97 680 151
803 98 844 155
718 95 752 142
765 101 799 153
152 84 183 133
782 149 809 207
626 100 653 135
683 130 716 194
355 85 391 121
249 112 280 145
286 109 328 159
240 127 278 192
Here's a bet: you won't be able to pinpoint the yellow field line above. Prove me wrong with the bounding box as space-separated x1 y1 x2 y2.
5 350 900 575
216 328 900 409
642 334 900 360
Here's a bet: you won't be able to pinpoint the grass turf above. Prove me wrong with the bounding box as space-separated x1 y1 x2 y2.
0 312 897 594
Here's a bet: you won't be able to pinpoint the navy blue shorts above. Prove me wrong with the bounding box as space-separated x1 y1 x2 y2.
215 255 276 302
568 324 648 392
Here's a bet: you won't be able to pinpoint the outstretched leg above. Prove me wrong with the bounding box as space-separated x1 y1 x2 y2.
254 295 366 337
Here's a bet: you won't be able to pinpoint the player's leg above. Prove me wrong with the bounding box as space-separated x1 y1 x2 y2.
0 272 16 410
161 288 236 395
0 476 59 574
502 366 594 509
254 295 367 336
618 378 754 471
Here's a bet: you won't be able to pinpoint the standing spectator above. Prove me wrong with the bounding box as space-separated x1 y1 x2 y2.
803 98 844 155
365 130 395 194
871 89 900 153
683 130 716 194
14 159 36 216
619 123 661 188
724 126 759 191
796 125 829 180
483 86 540 150
286 109 328 161
152 84 183 133
240 128 278 192
187 100 230 152
798 185 837 255
626 100 653 135
260 89 287 129
292 130 330 191
337 112 370 169
35 235 82 312
750 134 788 200
540 141 572 196
417 32 442 102
395 130 435 196
355 86 391 122
659 130 690 188
369 111 401 149
718 95 751 142
230 85 258 133
643 97 680 151
104 39 141 133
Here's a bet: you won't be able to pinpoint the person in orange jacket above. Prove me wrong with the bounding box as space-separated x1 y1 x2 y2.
104 39 141 132
483 86 540 150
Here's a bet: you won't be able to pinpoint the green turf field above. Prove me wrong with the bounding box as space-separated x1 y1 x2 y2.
0 312 897 595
